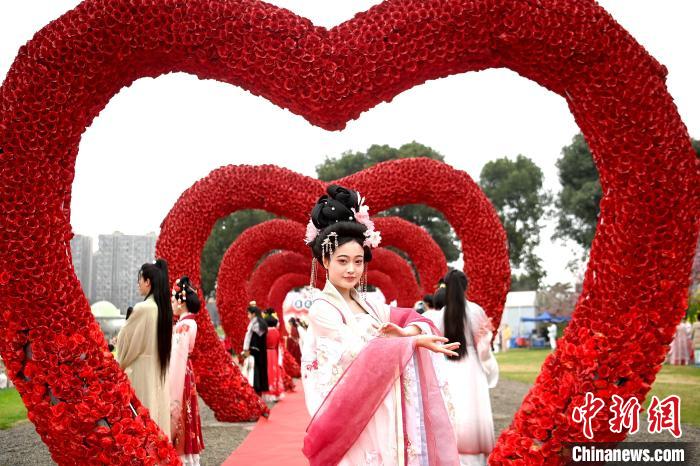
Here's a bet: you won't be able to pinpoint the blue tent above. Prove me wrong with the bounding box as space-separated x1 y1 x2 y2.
520 311 570 323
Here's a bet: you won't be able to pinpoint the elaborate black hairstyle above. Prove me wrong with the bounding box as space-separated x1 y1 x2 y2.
138 258 173 381
172 276 202 314
423 294 434 308
307 185 373 263
264 315 279 328
262 307 278 327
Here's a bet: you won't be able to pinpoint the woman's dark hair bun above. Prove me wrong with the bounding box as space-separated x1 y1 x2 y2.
308 184 373 263
310 184 360 230
173 275 201 314
179 276 192 287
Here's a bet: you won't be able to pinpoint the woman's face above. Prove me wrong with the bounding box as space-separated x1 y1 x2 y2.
137 274 151 296
323 240 365 291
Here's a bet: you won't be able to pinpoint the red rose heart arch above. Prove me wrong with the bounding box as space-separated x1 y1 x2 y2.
0 0 697 464
157 159 507 424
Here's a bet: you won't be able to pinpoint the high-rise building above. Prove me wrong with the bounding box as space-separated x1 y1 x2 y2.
70 234 93 302
92 232 157 313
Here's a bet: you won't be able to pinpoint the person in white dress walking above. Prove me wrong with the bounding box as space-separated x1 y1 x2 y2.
424 269 499 466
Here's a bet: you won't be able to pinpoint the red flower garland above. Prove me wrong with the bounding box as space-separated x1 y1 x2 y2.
217 219 420 350
0 0 695 462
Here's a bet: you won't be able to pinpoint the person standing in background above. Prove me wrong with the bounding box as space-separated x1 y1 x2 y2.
169 276 204 465
243 303 269 394
116 259 172 437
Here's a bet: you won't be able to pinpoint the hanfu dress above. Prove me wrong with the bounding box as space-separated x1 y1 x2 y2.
116 296 170 437
424 301 499 466
243 316 269 393
169 314 204 465
668 322 691 365
302 282 459 466
263 325 285 401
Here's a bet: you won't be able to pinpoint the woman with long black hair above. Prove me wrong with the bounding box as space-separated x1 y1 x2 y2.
116 258 173 438
424 269 499 466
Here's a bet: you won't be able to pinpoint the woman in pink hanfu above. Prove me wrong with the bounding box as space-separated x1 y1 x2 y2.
424 270 498 466
668 319 691 365
301 185 461 466
169 277 204 465
263 311 286 402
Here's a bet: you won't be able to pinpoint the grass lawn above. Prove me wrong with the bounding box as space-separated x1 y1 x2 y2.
0 388 27 430
496 349 700 426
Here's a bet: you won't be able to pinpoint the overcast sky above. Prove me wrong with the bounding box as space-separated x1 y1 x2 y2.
1 1 698 287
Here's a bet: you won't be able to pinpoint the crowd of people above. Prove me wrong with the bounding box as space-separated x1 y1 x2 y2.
239 303 297 401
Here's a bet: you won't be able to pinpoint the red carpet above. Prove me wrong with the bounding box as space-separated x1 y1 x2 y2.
223 385 310 466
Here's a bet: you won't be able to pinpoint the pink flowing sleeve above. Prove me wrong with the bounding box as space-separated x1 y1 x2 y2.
303 333 458 465
390 306 440 335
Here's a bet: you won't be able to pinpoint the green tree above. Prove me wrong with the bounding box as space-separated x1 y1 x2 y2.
554 136 700 252
200 210 275 297
316 142 461 262
552 134 601 250
479 155 549 290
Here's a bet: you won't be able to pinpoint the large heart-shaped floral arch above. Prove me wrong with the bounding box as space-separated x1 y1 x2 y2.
0 0 697 463
158 159 507 422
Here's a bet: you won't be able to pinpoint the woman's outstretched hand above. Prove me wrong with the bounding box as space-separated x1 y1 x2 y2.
415 335 460 357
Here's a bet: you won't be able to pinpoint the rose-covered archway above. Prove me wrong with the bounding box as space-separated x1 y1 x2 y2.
156 157 505 424
372 216 448 294
216 219 421 349
1 0 696 462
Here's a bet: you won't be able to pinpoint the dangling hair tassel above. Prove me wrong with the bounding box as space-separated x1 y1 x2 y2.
360 267 368 301
310 257 317 288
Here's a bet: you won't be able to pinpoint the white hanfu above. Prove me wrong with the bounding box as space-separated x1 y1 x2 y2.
302 281 458 466
424 301 499 466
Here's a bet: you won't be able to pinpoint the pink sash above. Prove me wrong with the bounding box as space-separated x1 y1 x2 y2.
302 307 458 465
